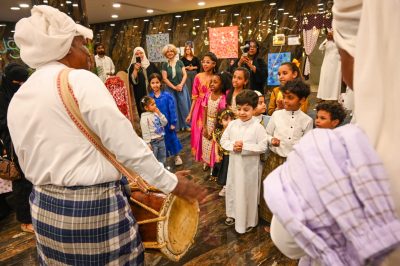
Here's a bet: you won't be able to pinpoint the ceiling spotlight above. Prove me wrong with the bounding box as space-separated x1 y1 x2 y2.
196 25 200 28
193 18 199 21
143 19 149 22
11 30 15 33
168 28 172 31
220 9 225 12
318 8 324 10
278 8 284 11
164 22 169 24
60 3 64 6
133 25 138 28
147 9 154 14
246 16 251 19
110 23 115 26
113 3 121 8
111 14 118 18
66 1 72 4
198 1 205 6
234 13 239 16
19 3 30 8
43 0 48 3
318 3 324 6
270 2 276 5
0 24 6 27
10 7 21 10
72 3 78 7
183 23 187 26
152 27 156 29
284 12 289 15
289 15 294 18
175 15 181 18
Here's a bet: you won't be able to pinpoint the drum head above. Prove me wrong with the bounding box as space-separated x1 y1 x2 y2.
159 195 199 261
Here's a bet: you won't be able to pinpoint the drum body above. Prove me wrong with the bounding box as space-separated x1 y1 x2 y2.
130 187 199 261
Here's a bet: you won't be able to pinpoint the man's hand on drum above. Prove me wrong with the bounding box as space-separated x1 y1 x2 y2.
172 170 207 204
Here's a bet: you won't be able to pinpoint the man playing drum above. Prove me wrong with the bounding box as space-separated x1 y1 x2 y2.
8 5 206 265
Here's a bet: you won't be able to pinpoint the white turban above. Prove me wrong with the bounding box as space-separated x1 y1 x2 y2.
14 5 93 68
332 0 362 56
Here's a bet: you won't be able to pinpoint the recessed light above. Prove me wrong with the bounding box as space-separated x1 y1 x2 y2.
183 23 187 26
289 15 293 18
196 25 200 28
147 9 154 14
168 28 171 31
318 8 323 10
318 3 324 6
234 13 239 16
246 16 251 19
66 1 72 4
220 9 225 12
19 3 30 8
60 3 64 6
143 19 149 22
284 12 289 15
175 15 181 18
110 23 115 26
270 2 276 5
0 24 6 27
152 27 156 29
72 3 78 7
133 25 138 28
113 3 121 8
164 22 169 24
278 8 284 11
111 14 118 18
43 0 48 3
198 2 205 6
193 18 199 21
11 30 15 33
10 7 20 10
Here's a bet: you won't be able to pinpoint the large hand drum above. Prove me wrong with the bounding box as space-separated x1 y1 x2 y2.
129 186 199 261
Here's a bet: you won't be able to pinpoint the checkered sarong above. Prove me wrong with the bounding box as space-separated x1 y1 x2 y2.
30 181 144 265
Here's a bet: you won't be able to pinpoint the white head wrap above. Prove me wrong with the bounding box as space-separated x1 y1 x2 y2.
332 0 362 56
254 90 262 97
14 5 93 68
130 47 150 69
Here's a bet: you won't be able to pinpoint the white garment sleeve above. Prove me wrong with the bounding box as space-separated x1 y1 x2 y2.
110 57 115 74
319 39 327 51
140 115 152 144
304 118 314 135
159 113 168 127
220 122 234 152
265 113 276 143
271 216 306 260
70 70 177 193
242 125 268 155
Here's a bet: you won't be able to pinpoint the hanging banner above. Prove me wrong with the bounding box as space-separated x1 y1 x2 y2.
146 33 169 62
209 26 238 58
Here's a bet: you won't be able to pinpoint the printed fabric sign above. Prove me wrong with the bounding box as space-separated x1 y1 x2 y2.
146 33 169 62
267 52 291 86
209 26 238 59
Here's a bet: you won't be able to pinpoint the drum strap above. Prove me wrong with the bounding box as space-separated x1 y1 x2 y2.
57 68 150 193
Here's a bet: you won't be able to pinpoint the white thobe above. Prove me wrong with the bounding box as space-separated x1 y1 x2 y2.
95 55 115 83
266 110 313 157
220 117 268 234
7 62 177 193
317 40 342 101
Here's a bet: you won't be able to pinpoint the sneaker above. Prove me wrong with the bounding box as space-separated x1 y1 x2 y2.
218 186 226 197
174 155 183 166
225 217 235 226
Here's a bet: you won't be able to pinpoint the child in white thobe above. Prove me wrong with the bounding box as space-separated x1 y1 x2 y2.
221 90 268 234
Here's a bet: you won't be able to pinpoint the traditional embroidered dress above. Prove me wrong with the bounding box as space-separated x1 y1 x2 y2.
201 92 226 167
190 74 210 160
221 117 268 234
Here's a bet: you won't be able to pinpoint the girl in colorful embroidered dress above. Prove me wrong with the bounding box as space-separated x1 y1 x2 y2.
148 73 183 166
186 52 217 166
201 72 231 169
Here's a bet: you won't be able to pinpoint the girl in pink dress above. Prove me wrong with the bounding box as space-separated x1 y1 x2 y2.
186 52 217 168
201 72 231 169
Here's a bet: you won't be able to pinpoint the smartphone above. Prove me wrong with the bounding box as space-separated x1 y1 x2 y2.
136 56 141 63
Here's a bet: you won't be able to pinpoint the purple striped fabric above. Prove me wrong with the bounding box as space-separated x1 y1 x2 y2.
265 124 400 266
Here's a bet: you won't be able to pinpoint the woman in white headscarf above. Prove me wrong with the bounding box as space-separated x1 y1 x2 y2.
128 47 160 116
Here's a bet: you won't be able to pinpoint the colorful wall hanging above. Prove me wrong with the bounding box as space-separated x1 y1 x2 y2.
209 26 238 59
146 33 169 62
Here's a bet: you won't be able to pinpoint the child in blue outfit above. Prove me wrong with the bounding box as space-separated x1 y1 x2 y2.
148 73 183 166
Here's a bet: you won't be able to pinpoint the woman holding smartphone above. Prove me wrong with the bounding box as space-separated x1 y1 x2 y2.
128 47 160 116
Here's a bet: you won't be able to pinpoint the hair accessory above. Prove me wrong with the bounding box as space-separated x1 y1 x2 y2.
292 59 301 68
